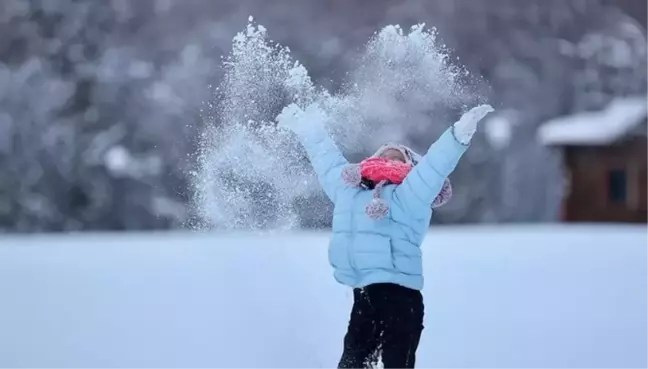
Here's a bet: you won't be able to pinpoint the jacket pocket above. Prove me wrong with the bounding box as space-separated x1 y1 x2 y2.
329 233 352 270
391 239 423 276
352 233 394 271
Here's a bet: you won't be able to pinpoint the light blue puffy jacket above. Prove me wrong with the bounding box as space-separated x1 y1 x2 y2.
283 106 469 291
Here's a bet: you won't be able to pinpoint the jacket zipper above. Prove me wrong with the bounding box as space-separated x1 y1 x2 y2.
348 197 358 279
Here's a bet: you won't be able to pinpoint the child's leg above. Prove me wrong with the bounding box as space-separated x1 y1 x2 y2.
364 283 425 369
337 288 380 368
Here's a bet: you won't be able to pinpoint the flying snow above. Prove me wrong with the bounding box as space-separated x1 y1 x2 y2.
191 19 481 231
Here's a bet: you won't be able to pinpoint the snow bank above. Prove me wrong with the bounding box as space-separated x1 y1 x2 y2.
538 95 647 145
0 225 646 368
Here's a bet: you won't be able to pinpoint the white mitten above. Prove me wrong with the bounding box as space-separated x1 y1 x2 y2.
276 102 328 137
276 103 304 132
452 104 494 145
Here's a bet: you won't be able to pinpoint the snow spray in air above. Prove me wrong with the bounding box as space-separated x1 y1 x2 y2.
190 17 478 231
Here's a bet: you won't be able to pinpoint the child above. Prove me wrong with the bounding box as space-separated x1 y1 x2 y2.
277 103 494 368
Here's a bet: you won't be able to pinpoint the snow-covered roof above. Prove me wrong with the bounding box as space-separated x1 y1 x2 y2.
538 96 647 146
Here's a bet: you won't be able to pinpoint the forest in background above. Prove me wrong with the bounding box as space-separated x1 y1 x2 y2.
0 0 645 232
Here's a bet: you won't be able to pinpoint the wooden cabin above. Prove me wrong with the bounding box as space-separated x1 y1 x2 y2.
538 96 647 223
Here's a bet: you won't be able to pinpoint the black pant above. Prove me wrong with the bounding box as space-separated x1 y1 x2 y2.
338 283 424 369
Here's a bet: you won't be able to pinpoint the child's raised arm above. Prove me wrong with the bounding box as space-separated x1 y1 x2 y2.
394 105 494 216
277 103 349 204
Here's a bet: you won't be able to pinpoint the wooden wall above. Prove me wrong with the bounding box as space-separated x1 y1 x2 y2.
563 137 647 223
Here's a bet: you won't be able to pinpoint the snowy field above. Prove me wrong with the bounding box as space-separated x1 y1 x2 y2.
0 225 646 368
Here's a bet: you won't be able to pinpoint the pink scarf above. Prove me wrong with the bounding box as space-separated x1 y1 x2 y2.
360 157 412 184
342 158 452 219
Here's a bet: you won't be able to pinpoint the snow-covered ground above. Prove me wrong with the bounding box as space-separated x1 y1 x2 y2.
0 225 645 368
